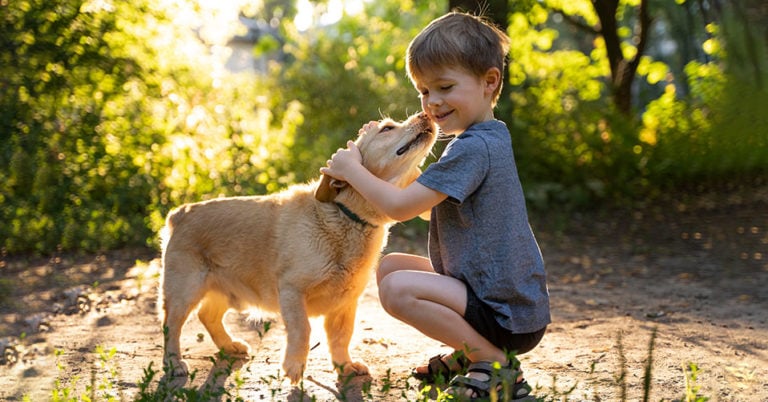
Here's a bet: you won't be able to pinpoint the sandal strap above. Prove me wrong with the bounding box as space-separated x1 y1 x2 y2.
427 354 451 375
512 379 532 399
448 374 491 395
450 351 470 369
450 361 528 400
465 361 494 376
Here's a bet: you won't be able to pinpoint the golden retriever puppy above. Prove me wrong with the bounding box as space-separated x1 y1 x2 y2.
158 112 436 383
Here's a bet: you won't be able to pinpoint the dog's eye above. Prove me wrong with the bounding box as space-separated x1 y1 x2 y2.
379 126 395 133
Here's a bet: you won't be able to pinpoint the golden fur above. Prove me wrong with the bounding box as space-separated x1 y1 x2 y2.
158 113 436 383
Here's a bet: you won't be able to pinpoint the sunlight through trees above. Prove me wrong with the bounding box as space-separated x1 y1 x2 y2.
1 0 766 253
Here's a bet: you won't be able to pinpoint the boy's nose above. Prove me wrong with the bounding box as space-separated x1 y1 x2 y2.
427 96 443 107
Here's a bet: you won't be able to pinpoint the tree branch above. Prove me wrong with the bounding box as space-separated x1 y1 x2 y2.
548 7 600 35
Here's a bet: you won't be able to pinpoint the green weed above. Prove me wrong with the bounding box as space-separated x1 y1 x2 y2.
682 362 710 402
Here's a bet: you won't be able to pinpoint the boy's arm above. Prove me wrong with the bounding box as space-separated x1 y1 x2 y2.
321 141 446 222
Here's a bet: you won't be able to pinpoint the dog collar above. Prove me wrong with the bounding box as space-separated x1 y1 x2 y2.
335 202 377 228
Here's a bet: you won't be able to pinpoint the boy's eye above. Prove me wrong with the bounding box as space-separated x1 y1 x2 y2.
440 85 453 91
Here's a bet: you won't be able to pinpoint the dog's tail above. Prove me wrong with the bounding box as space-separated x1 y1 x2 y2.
157 221 171 325
157 206 187 325
160 206 187 249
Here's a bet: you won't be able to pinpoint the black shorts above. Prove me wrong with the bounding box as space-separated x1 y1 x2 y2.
464 286 546 355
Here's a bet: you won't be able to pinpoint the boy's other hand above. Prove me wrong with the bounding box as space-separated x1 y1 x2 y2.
320 141 362 181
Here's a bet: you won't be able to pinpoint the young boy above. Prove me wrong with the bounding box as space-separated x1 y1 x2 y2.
321 11 550 400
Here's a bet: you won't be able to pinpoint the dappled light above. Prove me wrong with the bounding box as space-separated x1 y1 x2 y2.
1 0 767 400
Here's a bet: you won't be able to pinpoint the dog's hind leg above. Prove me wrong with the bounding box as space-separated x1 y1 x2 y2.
161 256 207 377
197 290 251 357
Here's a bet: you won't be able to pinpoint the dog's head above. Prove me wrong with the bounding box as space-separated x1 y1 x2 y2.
315 112 436 202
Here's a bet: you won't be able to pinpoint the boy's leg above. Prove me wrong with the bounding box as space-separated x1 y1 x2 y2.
376 253 433 285
378 270 507 365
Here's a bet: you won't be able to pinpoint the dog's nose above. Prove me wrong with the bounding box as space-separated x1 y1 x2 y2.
415 112 434 133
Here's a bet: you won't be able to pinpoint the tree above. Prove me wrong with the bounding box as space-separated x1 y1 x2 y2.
542 0 651 115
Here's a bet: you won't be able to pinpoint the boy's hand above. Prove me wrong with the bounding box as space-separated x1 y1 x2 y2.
320 141 362 181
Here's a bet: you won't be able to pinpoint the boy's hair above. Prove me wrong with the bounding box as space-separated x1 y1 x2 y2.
406 11 511 106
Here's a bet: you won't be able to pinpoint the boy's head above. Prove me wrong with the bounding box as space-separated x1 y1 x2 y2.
406 12 511 106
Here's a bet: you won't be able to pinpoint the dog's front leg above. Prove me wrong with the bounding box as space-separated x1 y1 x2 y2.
325 304 368 377
278 286 311 383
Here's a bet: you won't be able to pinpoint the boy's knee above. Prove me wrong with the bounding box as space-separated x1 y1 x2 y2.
377 274 406 315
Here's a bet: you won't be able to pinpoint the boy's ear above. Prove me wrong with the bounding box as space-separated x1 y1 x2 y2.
484 67 501 93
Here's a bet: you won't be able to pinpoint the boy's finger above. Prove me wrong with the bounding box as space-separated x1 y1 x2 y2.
347 141 361 155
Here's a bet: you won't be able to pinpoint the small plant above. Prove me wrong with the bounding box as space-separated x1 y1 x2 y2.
51 348 79 402
256 319 273 340
133 351 245 401
682 362 710 402
133 327 247 400
88 345 122 401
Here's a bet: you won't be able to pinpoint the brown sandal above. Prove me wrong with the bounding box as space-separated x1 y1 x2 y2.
411 352 470 383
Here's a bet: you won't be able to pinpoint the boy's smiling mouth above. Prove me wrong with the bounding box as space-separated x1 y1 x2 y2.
433 110 453 121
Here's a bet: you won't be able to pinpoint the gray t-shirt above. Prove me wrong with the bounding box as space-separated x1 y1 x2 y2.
417 119 551 333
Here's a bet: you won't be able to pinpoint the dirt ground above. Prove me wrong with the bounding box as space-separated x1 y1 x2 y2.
1 181 767 401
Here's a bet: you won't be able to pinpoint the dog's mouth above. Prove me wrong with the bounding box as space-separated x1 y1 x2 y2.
396 123 434 156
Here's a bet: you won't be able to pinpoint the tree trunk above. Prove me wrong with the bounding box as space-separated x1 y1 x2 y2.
592 0 651 115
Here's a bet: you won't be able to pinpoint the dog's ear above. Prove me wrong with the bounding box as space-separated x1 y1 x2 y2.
314 174 347 202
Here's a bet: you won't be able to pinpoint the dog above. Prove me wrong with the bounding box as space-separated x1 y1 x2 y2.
158 112 436 383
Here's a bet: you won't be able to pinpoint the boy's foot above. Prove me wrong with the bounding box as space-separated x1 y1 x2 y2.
411 351 469 383
445 361 534 401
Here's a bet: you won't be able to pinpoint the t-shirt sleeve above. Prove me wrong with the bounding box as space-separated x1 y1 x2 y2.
417 135 489 205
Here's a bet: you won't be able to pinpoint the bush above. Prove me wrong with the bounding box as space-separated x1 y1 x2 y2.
2 0 765 253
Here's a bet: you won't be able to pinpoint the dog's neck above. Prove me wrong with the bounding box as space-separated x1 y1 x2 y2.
334 202 376 228
333 189 387 228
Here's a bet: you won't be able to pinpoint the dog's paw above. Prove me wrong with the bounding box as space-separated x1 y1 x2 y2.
164 357 190 377
283 360 306 384
337 361 369 377
221 339 251 356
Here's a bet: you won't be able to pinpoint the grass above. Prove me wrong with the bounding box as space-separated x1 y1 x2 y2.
21 326 712 401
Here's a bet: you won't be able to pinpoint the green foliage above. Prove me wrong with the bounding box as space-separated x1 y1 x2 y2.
1 0 766 253
637 19 768 186
1 0 150 253
0 1 289 253
1 0 445 254
260 1 444 182
505 0 768 208
506 3 646 205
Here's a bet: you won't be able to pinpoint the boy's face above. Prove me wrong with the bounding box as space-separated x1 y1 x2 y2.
413 66 499 136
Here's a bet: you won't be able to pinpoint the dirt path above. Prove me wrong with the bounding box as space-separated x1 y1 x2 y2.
1 186 767 401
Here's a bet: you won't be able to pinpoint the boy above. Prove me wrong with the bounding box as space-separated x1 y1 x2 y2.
321 11 550 400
